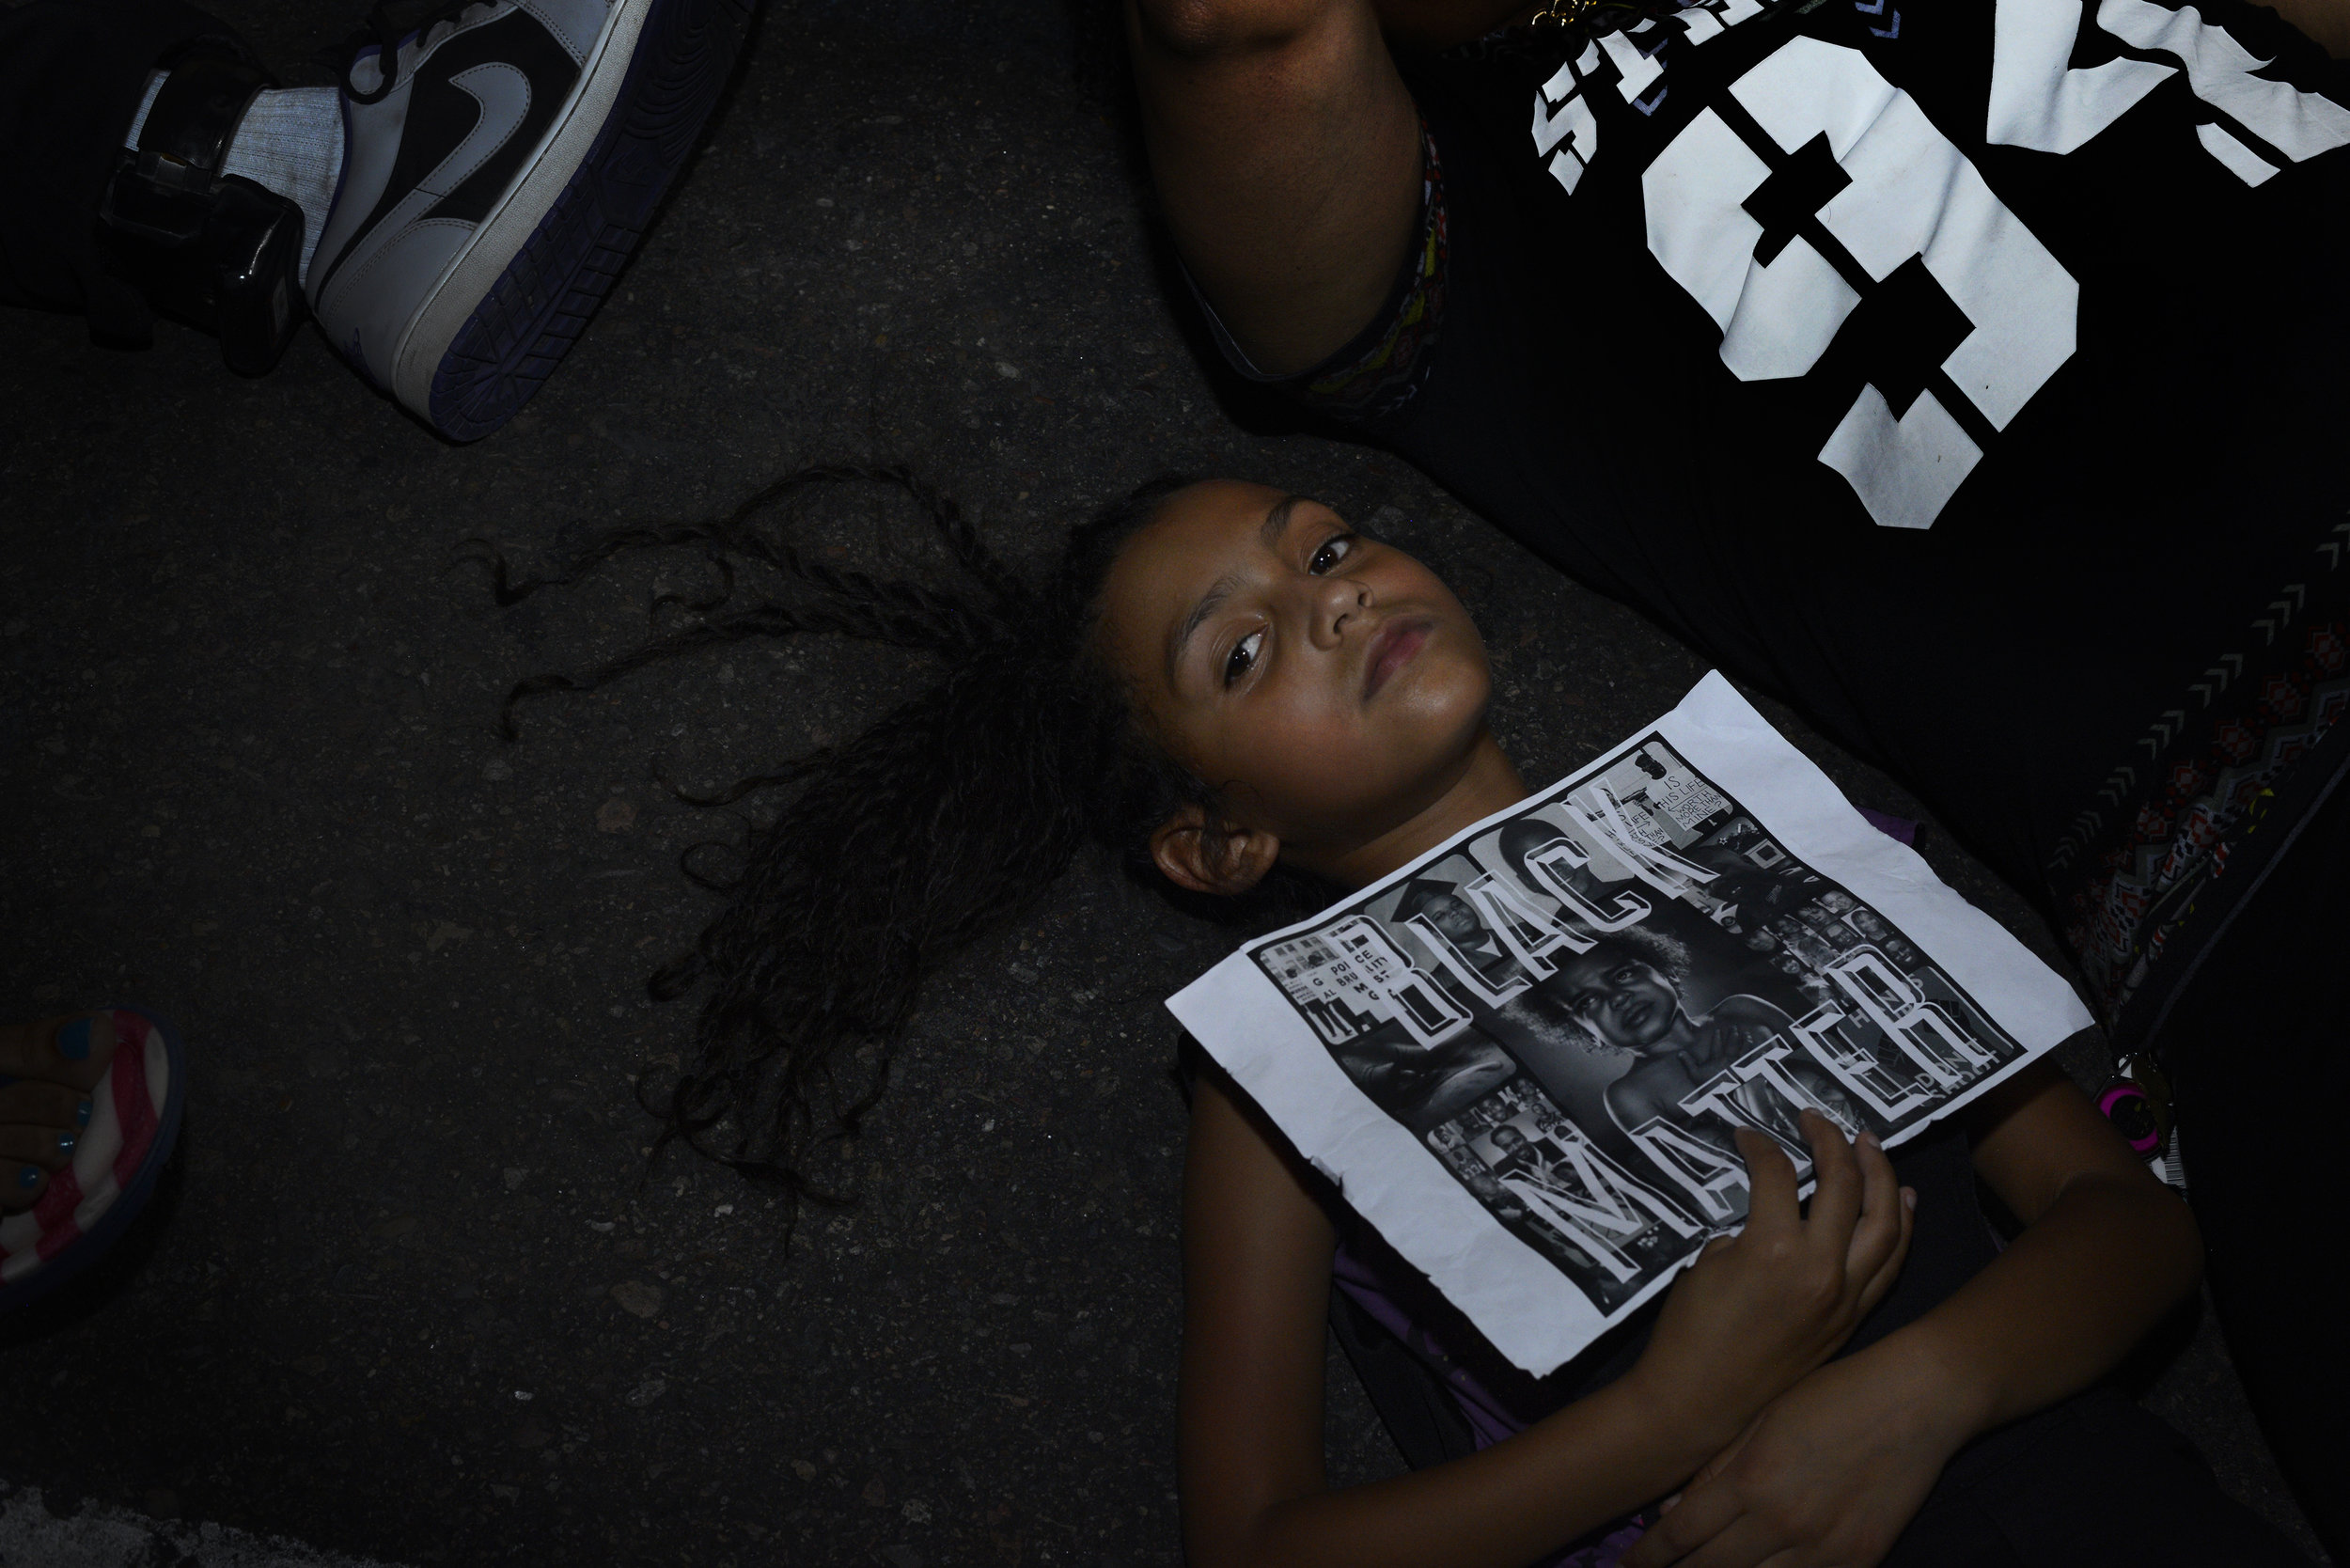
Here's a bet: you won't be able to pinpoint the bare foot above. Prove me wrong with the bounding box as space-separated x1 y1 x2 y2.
0 1012 116 1212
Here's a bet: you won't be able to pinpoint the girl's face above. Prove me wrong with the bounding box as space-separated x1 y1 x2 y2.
1097 480 1496 867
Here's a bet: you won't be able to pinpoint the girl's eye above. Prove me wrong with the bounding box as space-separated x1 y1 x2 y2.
1224 629 1264 686
1308 534 1357 574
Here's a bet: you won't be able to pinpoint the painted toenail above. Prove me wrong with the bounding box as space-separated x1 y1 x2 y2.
15 1165 40 1190
56 1133 76 1156
76 1099 92 1128
55 1017 93 1061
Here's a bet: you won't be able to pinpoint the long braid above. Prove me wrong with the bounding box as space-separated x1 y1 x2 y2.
472 467 1208 1204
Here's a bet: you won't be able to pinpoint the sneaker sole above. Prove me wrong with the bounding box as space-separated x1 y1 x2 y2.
397 0 756 440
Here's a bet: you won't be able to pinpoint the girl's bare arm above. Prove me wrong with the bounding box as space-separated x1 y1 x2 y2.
1624 1060 2201 1567
1180 1074 1914 1568
1922 1059 2202 1427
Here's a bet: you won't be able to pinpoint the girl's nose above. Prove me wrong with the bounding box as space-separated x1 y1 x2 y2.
1310 573 1371 649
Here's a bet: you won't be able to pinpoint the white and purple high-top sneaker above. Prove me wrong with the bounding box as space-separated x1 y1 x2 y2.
306 0 751 440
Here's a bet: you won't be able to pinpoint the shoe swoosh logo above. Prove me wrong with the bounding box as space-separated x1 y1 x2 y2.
315 7 580 301
427 62 536 212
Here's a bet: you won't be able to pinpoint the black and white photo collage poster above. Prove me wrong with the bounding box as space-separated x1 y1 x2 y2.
1168 675 2092 1376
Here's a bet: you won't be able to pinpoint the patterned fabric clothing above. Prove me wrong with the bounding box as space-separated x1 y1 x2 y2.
2065 604 2350 1032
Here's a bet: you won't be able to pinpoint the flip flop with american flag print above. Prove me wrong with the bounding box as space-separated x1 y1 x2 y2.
0 1006 185 1315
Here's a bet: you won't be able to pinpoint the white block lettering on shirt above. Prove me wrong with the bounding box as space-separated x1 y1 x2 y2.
1985 0 2176 153
2098 0 2350 161
2194 118 2281 183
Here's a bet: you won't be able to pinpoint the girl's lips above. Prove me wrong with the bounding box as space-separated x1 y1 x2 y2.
1364 619 1431 698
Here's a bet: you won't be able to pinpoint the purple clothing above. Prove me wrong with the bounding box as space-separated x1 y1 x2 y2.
1331 1240 1531 1452
1330 1240 1652 1565
1857 808 1920 846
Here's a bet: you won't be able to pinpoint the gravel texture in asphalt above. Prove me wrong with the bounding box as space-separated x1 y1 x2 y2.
0 0 2330 1561
1 1485 403 1568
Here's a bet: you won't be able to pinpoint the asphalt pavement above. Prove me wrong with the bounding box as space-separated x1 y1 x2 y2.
0 0 2329 1560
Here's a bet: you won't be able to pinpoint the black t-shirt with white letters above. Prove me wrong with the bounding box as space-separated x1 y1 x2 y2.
1246 0 2350 1031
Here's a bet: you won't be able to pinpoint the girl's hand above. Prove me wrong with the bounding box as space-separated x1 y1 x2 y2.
1621 1112 1914 1449
1619 1344 1966 1568
1622 1063 2205 1568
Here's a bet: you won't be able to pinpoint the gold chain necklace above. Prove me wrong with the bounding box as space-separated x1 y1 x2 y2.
1522 0 1741 39
1526 0 1643 30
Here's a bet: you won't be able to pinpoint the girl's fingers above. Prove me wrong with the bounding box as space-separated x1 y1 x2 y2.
1841 1129 1901 1279
1734 1127 1801 1232
1799 1110 1861 1243
1621 1472 1747 1566
1675 1519 1791 1568
1855 1185 1919 1317
1691 1412 1762 1489
1637 1501 1782 1568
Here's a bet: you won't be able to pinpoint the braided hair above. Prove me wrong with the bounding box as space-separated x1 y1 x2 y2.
470 466 1218 1206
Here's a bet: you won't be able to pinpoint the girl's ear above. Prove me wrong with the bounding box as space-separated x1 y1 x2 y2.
1151 805 1281 896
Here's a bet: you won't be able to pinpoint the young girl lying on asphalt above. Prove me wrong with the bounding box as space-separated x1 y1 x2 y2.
487 466 2309 1568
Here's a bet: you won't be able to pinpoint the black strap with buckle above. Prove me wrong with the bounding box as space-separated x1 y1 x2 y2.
98 52 307 376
